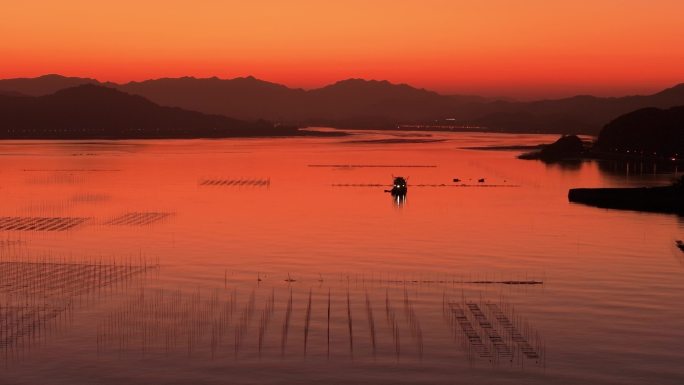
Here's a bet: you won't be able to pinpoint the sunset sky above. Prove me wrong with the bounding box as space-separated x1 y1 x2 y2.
2 0 683 99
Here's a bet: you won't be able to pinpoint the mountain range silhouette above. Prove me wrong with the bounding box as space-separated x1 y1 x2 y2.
1 74 683 134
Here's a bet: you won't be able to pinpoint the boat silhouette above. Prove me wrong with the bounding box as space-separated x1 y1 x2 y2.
388 176 407 196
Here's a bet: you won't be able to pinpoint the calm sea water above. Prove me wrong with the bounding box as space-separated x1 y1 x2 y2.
0 130 682 385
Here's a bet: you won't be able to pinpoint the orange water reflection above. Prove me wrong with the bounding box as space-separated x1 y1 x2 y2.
0 131 682 384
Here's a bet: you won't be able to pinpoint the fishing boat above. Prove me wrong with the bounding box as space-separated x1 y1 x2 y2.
390 176 407 196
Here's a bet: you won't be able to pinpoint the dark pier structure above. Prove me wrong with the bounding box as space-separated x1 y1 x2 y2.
568 179 684 214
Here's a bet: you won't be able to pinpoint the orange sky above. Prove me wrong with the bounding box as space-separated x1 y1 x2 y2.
2 0 683 99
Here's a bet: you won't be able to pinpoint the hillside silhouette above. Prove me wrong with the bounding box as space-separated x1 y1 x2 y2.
1 75 683 134
596 106 684 156
0 85 304 139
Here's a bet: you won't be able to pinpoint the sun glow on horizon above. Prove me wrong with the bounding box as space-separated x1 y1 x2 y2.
2 0 684 98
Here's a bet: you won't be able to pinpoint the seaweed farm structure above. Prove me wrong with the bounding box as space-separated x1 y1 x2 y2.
0 217 89 232
0 212 174 234
96 273 545 369
0 254 156 362
443 298 544 366
103 212 173 226
199 178 271 187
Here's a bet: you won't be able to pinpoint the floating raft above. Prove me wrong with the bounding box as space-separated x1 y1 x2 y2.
103 212 172 226
23 169 120 172
467 302 513 359
200 178 270 186
448 302 492 359
486 303 540 360
0 217 88 231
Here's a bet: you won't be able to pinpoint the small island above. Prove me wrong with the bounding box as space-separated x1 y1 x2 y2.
519 106 684 165
518 134 586 161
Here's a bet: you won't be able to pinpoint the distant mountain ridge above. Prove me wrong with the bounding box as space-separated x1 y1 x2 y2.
1 74 683 134
0 74 104 96
0 84 304 139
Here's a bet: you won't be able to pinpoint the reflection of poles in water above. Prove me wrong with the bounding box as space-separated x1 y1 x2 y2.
347 289 354 358
327 289 331 358
281 289 293 356
89 278 546 367
393 193 407 207
257 289 274 357
1 255 151 363
365 292 376 356
304 289 312 356
385 289 401 360
403 288 423 359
